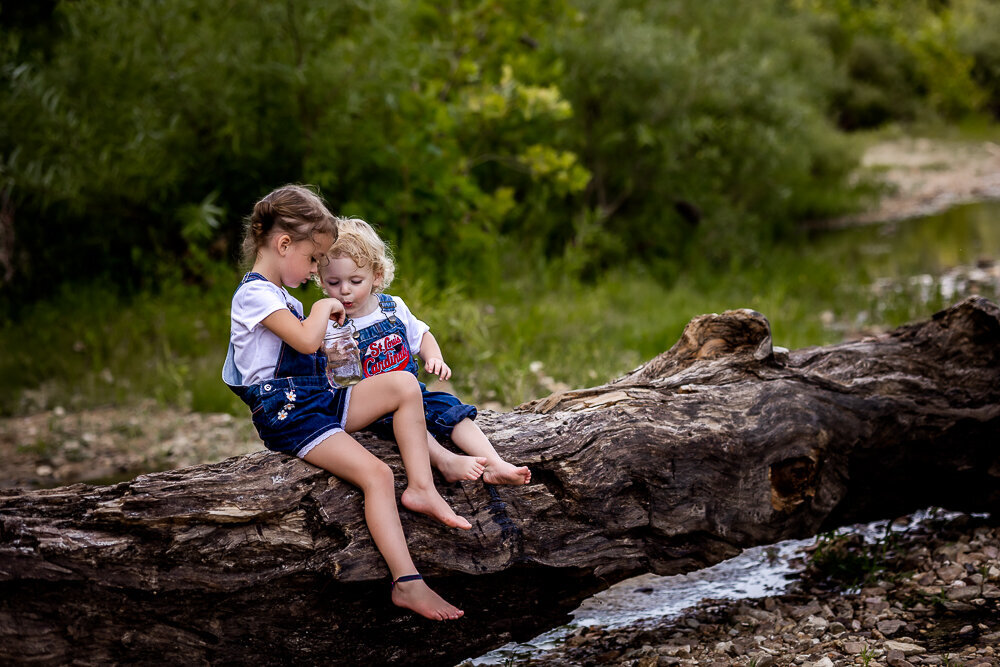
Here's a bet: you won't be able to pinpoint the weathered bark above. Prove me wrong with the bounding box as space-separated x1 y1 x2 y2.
2 297 998 666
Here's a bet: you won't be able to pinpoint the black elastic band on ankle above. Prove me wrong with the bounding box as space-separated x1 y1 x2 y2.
390 573 423 588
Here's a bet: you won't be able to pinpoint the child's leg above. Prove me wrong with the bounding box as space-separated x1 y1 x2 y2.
426 432 487 482
303 433 463 620
450 419 531 485
344 371 472 530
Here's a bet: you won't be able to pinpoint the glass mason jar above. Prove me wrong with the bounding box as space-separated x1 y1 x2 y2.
323 325 362 387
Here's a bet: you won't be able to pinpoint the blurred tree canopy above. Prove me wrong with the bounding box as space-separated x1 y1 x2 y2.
2 0 998 308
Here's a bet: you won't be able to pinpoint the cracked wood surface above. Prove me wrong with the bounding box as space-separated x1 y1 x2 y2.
1 297 998 665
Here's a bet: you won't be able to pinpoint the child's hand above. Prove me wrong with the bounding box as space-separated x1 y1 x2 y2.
321 298 346 326
423 357 451 381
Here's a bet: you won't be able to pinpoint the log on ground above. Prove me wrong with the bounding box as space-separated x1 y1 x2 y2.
1 297 998 665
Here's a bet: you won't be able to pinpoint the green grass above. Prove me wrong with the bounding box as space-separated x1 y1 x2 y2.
2 200 998 416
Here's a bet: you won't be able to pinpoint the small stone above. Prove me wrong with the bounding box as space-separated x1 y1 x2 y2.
936 564 965 582
659 644 691 657
958 624 974 634
713 641 734 655
747 608 777 623
886 649 914 667
750 654 775 667
946 583 980 601
791 602 824 620
804 615 828 630
877 619 907 636
843 642 867 655
865 598 890 613
884 640 926 656
806 658 834 667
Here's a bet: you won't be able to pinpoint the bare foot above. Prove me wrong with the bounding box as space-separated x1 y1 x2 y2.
401 487 473 530
391 576 464 621
436 453 487 483
482 460 532 486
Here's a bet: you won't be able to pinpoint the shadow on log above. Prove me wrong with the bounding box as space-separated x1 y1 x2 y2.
2 297 999 665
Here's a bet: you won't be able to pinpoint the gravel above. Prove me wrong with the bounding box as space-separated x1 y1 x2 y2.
479 512 1000 666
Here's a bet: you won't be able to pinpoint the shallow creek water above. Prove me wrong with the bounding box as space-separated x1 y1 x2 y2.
817 200 1000 323
472 511 959 665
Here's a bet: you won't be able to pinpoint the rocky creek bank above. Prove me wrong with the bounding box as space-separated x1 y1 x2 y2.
482 512 1000 667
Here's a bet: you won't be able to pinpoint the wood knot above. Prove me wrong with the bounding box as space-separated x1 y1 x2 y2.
628 308 775 381
769 455 817 512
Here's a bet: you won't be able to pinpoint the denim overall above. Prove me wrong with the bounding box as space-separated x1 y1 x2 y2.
222 272 349 456
354 293 475 440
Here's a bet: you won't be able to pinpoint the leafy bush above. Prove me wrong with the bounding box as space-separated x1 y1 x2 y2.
804 0 986 129
0 0 877 308
553 0 862 274
953 0 1000 119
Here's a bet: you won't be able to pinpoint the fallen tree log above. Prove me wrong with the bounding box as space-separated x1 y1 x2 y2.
1 297 998 666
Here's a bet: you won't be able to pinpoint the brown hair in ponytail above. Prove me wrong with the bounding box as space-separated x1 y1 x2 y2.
240 184 337 267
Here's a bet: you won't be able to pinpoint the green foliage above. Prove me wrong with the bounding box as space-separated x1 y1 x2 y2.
807 523 898 590
0 278 243 416
3 0 1000 418
802 0 989 128
0 0 891 306
953 0 1000 118
303 0 589 286
553 0 863 274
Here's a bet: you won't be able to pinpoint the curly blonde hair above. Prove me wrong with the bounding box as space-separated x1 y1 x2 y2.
326 217 396 289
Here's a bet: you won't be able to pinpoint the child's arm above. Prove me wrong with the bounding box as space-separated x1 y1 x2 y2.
262 298 346 354
418 332 451 381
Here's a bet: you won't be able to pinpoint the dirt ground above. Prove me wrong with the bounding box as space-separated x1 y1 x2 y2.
0 401 260 489
825 136 1000 226
2 137 999 490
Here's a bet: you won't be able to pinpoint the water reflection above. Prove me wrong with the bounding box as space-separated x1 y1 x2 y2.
794 201 1000 341
824 200 1000 305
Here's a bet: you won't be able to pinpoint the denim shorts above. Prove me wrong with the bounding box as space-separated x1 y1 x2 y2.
369 382 477 441
246 376 352 457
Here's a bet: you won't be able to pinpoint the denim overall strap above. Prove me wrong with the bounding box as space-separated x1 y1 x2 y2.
377 293 398 321
222 273 325 403
354 295 419 378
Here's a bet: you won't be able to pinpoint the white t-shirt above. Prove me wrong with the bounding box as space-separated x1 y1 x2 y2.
330 294 430 355
230 279 303 386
